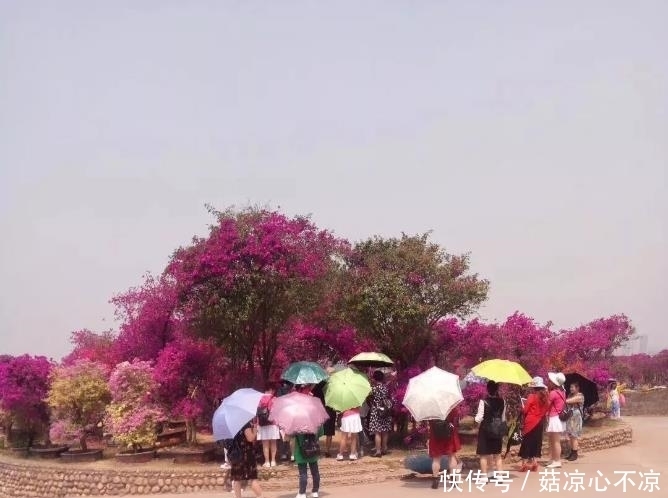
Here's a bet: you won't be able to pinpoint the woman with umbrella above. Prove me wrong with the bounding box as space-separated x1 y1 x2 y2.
565 381 585 461
228 421 265 498
474 380 507 482
428 405 462 489
368 370 393 457
212 388 267 498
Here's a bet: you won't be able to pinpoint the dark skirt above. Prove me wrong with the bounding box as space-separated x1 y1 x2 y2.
323 406 337 437
230 440 258 482
518 423 544 459
476 432 502 456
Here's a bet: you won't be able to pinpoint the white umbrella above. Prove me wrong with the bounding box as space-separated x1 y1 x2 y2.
402 366 463 421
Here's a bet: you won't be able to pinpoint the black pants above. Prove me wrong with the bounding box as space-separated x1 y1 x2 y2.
298 461 320 494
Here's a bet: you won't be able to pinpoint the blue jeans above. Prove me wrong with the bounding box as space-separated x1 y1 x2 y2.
298 462 320 494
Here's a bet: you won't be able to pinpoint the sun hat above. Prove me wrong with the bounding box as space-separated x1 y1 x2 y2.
529 376 547 389
548 372 566 387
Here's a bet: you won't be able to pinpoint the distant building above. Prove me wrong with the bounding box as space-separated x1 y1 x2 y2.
615 334 649 356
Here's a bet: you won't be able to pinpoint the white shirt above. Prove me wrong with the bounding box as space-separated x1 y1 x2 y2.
474 398 507 424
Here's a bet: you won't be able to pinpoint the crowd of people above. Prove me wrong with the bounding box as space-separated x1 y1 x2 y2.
223 368 395 498
222 368 622 497
424 373 622 489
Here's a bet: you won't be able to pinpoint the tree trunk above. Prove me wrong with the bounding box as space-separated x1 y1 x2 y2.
186 419 197 445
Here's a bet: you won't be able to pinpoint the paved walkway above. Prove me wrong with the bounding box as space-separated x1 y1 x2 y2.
154 417 667 498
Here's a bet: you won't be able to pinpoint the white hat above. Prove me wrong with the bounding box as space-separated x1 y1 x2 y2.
529 376 547 389
548 372 566 387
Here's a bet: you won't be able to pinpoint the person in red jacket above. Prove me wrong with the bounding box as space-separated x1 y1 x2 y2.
517 376 549 472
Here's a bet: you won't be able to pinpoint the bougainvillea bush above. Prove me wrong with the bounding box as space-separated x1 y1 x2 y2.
153 336 228 443
47 360 111 451
0 355 52 447
105 360 166 452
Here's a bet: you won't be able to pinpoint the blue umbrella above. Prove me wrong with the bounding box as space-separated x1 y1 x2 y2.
212 388 264 441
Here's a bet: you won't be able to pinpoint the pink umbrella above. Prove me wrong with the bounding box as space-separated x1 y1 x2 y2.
269 392 330 435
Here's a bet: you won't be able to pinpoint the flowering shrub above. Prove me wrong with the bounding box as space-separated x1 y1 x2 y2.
461 383 487 418
47 360 110 451
105 360 166 452
0 355 52 446
105 405 167 450
153 336 228 444
49 419 83 446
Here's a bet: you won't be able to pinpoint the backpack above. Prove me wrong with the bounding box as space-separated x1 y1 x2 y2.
556 391 572 422
257 395 273 426
298 433 320 458
376 396 393 413
482 400 507 439
431 420 454 440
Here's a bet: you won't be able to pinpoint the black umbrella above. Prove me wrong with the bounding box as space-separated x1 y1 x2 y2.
564 372 599 408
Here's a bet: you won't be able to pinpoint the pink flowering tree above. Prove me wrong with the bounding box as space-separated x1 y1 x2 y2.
611 350 668 386
153 336 228 444
166 207 348 384
549 315 634 368
105 360 167 452
111 274 180 362
432 313 552 375
62 329 117 369
47 360 111 451
0 355 53 447
276 323 377 372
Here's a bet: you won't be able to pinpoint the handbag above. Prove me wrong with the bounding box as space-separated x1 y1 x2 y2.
557 392 572 422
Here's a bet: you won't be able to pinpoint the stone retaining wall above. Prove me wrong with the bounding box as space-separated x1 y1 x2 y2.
0 466 231 497
0 424 632 497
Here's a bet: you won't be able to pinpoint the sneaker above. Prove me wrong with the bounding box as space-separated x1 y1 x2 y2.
220 463 231 469
336 454 344 461
263 462 271 468
271 461 277 467
290 455 295 462
546 461 562 468
312 493 319 498
349 453 358 460
295 494 307 498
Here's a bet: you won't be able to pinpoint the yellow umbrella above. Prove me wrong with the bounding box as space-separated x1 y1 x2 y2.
471 359 532 385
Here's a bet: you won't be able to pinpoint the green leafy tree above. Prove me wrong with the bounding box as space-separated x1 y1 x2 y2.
341 233 489 367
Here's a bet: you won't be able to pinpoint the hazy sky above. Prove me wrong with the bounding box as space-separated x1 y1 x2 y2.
1 1 666 360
